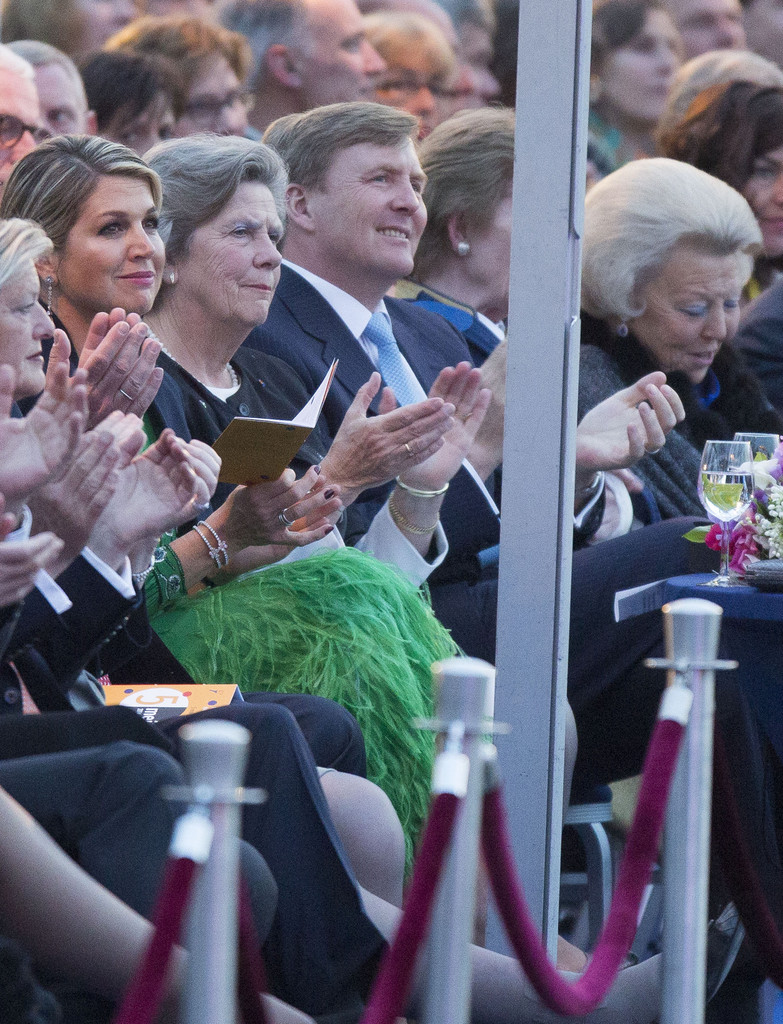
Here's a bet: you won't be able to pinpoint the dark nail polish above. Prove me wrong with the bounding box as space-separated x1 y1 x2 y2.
313 464 322 474
324 489 335 499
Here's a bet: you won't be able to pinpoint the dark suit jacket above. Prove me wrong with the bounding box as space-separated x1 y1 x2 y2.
735 278 783 414
244 265 501 561
1 556 143 714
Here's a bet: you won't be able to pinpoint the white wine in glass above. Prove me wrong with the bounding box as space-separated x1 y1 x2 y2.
697 440 754 587
733 432 781 460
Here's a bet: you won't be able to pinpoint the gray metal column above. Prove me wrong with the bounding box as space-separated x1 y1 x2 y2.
659 599 724 1024
179 719 252 1024
422 657 495 1024
490 0 593 953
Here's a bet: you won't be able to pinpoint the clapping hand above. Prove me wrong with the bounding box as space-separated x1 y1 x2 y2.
88 429 215 569
396 362 491 492
320 372 456 503
78 309 163 429
0 349 87 504
0 494 64 608
574 371 685 489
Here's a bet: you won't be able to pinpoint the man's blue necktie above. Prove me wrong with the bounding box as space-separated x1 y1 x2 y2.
362 311 420 407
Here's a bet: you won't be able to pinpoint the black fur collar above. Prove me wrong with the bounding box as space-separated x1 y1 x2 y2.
581 311 783 450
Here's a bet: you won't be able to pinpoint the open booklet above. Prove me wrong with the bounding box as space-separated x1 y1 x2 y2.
212 360 338 485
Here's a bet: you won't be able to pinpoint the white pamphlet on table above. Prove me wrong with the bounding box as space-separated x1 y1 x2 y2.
613 578 669 622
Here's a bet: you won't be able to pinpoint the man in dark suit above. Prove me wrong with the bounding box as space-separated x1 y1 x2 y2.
245 103 502 659
246 102 683 663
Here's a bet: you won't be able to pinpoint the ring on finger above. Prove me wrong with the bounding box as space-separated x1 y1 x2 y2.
278 508 296 528
119 388 134 400
404 441 413 456
646 446 662 455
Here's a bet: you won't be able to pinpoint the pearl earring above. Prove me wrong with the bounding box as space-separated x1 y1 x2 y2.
457 241 470 256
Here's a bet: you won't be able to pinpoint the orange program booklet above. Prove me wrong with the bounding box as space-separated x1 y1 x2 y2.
103 684 238 724
212 360 338 485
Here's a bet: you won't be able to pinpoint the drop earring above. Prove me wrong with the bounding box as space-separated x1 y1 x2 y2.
167 270 176 285
457 241 471 256
45 276 53 317
616 321 629 337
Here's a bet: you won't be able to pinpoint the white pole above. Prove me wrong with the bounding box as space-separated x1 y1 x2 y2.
422 657 495 1024
657 599 725 1024
491 0 593 954
179 719 252 1024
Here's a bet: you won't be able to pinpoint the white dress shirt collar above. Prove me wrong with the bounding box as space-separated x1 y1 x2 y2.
283 260 389 339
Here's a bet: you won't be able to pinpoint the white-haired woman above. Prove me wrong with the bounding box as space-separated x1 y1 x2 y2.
580 156 782 520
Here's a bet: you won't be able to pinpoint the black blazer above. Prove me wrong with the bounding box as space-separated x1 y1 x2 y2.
1 556 143 714
245 265 501 559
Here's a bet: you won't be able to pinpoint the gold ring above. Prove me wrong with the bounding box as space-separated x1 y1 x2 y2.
404 442 413 455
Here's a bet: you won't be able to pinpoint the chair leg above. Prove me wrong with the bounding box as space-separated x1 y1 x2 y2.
574 821 613 949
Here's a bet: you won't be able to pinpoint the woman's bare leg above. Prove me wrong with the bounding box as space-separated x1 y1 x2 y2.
321 770 406 905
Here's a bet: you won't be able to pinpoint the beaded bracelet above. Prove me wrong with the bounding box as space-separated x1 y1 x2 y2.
132 554 156 589
193 521 229 570
395 478 449 498
144 545 186 615
388 494 440 535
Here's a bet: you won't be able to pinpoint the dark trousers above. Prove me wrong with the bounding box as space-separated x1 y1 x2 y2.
0 705 384 1018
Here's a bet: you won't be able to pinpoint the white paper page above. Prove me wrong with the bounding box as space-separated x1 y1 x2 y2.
613 578 668 622
291 360 339 427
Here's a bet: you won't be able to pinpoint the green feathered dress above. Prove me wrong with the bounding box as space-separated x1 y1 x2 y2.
151 546 458 862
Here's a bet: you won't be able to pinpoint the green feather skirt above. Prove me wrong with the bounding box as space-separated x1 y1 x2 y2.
151 547 458 862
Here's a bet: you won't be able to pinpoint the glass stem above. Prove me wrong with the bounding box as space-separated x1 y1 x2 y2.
720 521 732 579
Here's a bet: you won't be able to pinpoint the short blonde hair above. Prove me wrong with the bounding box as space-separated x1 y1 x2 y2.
0 218 52 292
364 11 457 81
656 49 783 143
414 107 514 278
105 15 252 95
582 157 761 321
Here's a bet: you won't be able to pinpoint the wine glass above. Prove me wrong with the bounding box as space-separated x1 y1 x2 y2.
733 432 781 460
697 440 754 587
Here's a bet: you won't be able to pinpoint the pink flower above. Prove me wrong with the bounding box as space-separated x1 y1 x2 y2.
729 523 759 574
704 521 759 574
705 523 724 552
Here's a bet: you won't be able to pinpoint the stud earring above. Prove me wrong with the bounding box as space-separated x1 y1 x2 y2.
457 241 470 256
45 276 53 317
167 271 176 285
616 321 629 337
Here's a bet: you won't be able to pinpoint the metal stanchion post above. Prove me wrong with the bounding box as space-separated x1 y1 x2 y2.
177 720 260 1024
421 656 495 1024
647 598 735 1024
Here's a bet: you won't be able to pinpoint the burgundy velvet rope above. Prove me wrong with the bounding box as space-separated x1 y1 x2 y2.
483 716 684 1016
112 856 198 1024
360 791 461 1024
237 875 270 1024
712 728 783 989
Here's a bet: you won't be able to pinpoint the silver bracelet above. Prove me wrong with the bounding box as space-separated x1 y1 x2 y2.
132 555 156 589
395 478 449 498
193 522 229 570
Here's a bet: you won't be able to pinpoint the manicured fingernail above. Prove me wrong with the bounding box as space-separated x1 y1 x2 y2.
117 323 130 336
313 464 322 474
324 489 335 499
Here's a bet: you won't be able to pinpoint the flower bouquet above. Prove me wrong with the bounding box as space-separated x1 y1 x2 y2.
685 442 783 577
